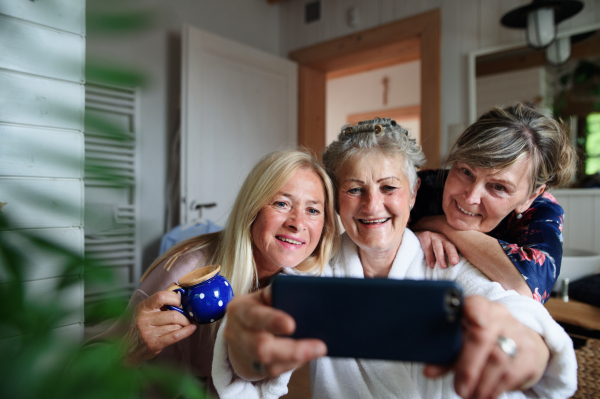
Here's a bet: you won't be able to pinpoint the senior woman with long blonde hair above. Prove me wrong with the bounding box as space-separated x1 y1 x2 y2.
85 149 339 398
212 119 576 399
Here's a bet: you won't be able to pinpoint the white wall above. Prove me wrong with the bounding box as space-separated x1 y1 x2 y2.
280 0 600 156
87 0 281 269
0 0 86 340
476 67 547 117
326 61 421 144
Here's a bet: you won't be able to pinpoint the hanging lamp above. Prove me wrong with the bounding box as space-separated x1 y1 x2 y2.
500 0 584 49
546 30 597 66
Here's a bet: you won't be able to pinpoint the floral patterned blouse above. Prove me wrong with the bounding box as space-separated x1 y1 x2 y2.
410 169 564 303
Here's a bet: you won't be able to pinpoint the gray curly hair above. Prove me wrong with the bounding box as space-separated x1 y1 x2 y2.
322 117 426 196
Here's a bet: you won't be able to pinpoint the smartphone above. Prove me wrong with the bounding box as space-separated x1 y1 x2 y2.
271 275 463 364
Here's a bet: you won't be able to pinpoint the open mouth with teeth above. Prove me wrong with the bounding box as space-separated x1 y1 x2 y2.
359 218 391 225
456 202 480 217
276 236 304 245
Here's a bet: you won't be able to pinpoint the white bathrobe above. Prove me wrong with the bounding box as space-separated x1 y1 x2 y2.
212 230 577 399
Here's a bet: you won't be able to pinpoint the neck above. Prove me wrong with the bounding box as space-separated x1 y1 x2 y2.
358 245 400 278
256 265 283 289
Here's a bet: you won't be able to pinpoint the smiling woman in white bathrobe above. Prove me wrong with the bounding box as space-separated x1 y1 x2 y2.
212 119 577 399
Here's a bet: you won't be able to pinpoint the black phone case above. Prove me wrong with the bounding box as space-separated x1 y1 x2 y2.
271 275 463 364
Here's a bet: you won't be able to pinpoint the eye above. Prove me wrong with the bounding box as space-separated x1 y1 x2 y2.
461 168 473 177
307 208 321 216
273 201 288 208
382 185 397 193
347 187 362 195
491 183 506 192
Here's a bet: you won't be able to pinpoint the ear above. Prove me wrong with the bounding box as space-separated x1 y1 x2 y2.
515 184 546 214
410 177 421 209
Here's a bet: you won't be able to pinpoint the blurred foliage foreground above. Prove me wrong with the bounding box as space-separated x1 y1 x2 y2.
0 214 207 399
0 3 206 398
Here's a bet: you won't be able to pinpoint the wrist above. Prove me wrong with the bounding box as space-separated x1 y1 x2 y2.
119 328 149 368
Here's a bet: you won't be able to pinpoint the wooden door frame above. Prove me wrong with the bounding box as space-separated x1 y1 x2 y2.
290 9 441 168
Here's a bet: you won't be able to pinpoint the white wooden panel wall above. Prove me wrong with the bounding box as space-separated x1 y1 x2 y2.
0 70 84 129
0 126 84 178
281 0 600 55
0 15 85 81
0 228 83 282
281 0 444 53
0 0 85 35
0 1 85 341
551 189 600 253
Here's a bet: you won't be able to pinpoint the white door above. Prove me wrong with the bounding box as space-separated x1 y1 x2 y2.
181 25 298 226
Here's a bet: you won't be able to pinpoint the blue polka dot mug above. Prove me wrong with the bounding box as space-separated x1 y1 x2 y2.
166 265 234 324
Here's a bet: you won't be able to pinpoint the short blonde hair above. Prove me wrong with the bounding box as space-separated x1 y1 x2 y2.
445 103 577 193
143 149 339 297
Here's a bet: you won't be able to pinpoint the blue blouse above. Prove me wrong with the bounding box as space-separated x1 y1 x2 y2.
410 170 564 303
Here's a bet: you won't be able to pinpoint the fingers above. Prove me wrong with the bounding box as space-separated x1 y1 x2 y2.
452 296 549 399
261 339 327 377
248 333 326 376
453 297 498 397
225 288 328 380
444 241 460 266
227 333 326 380
227 290 296 336
431 238 448 268
416 231 437 268
139 290 183 312
127 291 196 360
416 231 459 269
470 350 508 399
138 308 192 329
423 364 452 379
156 324 197 348
261 285 273 306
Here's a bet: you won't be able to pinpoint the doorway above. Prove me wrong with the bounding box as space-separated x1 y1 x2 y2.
290 9 441 169
328 61 421 146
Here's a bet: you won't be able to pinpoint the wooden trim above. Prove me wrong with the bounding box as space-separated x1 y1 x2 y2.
347 105 421 125
476 33 600 77
291 11 437 67
324 37 421 79
420 11 441 168
298 66 326 158
291 9 442 168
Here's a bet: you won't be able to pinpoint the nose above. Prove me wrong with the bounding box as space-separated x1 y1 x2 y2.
463 182 483 205
284 207 306 232
362 191 384 214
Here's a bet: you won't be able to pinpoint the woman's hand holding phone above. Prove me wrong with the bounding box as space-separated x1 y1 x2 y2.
223 287 327 381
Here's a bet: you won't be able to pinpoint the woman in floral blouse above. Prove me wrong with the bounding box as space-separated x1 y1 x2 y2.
410 103 576 303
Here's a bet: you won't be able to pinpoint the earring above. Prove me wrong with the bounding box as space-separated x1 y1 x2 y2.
410 205 413 211
516 213 522 219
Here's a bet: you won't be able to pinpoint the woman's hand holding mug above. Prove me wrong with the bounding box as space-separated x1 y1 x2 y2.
120 290 196 368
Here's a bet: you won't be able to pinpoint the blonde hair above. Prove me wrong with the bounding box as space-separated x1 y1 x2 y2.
142 149 339 297
322 118 425 198
445 103 577 193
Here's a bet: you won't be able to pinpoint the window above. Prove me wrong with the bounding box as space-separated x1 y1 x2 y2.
585 113 600 175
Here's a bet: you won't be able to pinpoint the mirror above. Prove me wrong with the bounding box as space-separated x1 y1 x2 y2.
468 22 600 185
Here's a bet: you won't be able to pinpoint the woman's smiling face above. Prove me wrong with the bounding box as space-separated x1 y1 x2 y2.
442 157 543 233
337 152 417 255
251 168 326 275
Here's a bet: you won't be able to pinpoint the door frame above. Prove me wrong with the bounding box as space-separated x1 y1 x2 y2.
290 9 441 168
